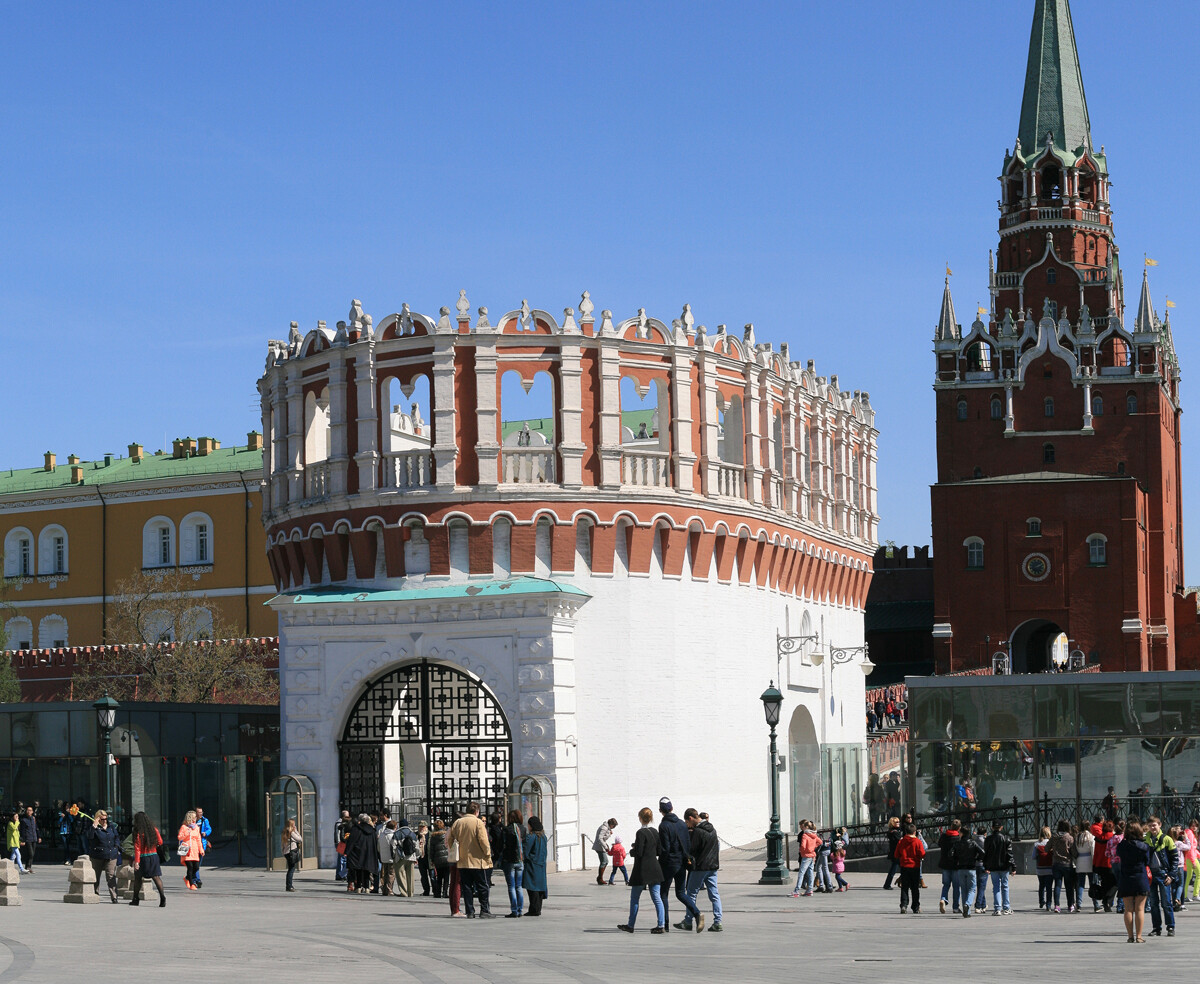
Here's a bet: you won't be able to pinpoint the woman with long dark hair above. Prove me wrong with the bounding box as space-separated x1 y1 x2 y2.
522 817 548 916
130 811 166 907
501 809 525 917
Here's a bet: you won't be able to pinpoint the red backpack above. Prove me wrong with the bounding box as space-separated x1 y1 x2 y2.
1035 843 1053 868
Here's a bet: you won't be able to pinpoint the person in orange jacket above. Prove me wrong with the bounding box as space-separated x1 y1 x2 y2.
895 822 927 914
790 820 823 897
177 810 205 890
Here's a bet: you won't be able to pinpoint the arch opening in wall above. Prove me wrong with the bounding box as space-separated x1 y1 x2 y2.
500 370 556 483
36 525 68 576
448 521 470 580
142 517 176 569
574 518 593 574
179 607 214 642
3 527 34 578
717 394 744 466
620 374 670 487
788 704 822 829
404 521 431 577
337 659 512 823
492 518 512 577
1099 335 1131 369
304 384 332 488
143 609 175 644
383 374 433 490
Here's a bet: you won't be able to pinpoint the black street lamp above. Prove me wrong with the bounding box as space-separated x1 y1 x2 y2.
758 681 786 885
93 693 119 818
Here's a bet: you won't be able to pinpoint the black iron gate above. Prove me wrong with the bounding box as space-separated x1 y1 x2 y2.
337 660 511 820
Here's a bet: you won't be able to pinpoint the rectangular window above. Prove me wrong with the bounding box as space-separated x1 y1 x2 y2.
159 527 171 565
197 524 209 563
53 536 65 574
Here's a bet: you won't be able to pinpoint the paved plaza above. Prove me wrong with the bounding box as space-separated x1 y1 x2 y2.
0 857 1194 982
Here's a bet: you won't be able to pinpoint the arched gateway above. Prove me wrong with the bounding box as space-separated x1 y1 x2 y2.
338 660 512 820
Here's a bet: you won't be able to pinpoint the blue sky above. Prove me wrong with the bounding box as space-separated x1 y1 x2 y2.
3 2 1199 577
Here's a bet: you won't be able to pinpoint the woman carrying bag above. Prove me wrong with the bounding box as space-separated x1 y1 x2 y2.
282 818 302 892
177 810 205 890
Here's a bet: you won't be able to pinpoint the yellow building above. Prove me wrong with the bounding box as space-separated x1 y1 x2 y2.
0 434 274 649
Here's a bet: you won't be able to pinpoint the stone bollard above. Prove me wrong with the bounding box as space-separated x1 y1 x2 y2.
63 856 99 903
116 863 147 901
0 858 21 906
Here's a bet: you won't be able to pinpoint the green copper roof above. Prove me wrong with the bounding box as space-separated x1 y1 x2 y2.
270 576 592 606
0 445 263 496
1018 0 1092 160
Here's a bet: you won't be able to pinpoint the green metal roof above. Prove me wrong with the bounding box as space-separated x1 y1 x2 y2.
1018 0 1092 160
270 576 592 606
0 445 263 495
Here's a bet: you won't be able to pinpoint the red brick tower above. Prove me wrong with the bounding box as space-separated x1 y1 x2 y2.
930 0 1186 673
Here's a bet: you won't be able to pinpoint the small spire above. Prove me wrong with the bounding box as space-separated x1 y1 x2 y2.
1134 266 1158 334
935 277 960 341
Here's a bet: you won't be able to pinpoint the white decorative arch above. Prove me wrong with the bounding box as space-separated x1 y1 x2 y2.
180 607 214 641
1087 532 1108 565
37 524 69 575
38 614 69 650
142 516 176 568
4 616 32 650
3 526 34 577
180 511 215 565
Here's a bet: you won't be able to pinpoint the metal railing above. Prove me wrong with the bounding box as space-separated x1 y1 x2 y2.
621 448 670 488
502 447 556 484
382 451 434 490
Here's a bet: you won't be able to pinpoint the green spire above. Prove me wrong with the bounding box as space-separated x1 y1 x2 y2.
1017 0 1092 158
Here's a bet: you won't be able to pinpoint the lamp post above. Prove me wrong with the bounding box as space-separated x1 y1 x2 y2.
811 643 874 675
93 693 119 818
758 681 787 885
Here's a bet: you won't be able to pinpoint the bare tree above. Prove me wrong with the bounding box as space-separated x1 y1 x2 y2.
0 567 22 702
70 570 278 704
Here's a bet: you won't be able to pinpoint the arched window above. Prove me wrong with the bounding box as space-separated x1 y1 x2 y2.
3 527 34 578
1091 394 1104 417
142 517 176 568
973 466 983 479
143 609 174 644
179 608 213 641
1027 518 1042 537
1044 397 1055 417
956 399 968 422
180 513 214 566
4 616 32 650
37 525 68 575
990 396 1003 420
1088 534 1107 566
1043 443 1056 464
38 614 68 650
964 537 984 570
1126 393 1138 414
1046 268 1057 285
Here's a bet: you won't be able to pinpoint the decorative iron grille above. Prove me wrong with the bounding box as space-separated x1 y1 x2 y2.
338 660 511 820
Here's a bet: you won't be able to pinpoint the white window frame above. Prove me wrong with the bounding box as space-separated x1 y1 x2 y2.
143 517 176 569
1088 534 1107 566
964 537 984 570
37 614 68 650
37 525 69 575
4 527 34 578
4 616 32 651
180 512 215 566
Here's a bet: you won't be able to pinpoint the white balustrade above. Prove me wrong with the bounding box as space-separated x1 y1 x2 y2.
382 451 434 490
770 476 785 510
715 462 744 498
621 449 670 488
1038 207 1063 219
304 461 329 499
502 448 556 484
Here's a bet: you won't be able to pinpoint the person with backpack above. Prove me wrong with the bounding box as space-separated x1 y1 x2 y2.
950 823 984 917
1144 816 1176 937
376 819 397 896
1093 819 1116 912
937 819 963 913
971 826 989 913
1049 820 1077 912
983 819 1014 915
392 818 420 897
1034 826 1054 912
1075 824 1097 913
814 830 834 893
895 822 926 914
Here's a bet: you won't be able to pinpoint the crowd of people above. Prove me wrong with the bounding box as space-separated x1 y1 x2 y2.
866 687 906 733
330 803 549 917
592 797 723 934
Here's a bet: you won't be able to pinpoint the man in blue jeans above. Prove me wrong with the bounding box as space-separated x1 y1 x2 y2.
1145 816 1177 937
983 819 1014 914
658 798 701 931
937 819 963 913
194 806 212 888
951 828 984 918
677 808 723 932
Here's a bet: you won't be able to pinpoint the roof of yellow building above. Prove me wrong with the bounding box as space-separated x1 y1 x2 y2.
0 445 263 495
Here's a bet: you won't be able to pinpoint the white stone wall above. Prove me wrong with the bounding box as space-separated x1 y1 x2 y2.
278 563 867 870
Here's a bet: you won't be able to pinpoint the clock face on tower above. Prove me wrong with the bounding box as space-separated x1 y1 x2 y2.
1022 552 1050 582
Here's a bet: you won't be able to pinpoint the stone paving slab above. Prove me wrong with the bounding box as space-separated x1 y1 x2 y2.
0 860 1191 983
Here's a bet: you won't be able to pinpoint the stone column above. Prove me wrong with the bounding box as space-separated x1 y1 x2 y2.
697 346 719 497
782 387 799 515
1004 382 1015 433
558 336 586 489
431 337 459 492
1082 375 1094 433
327 351 350 496
474 336 500 488
286 364 304 503
352 337 379 493
669 340 697 494
258 378 274 514
271 369 288 507
597 339 623 488
742 366 763 505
